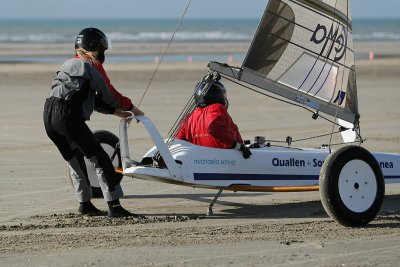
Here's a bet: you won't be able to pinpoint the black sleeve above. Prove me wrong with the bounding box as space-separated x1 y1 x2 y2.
94 94 116 114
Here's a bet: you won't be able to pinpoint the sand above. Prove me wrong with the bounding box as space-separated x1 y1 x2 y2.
0 41 400 267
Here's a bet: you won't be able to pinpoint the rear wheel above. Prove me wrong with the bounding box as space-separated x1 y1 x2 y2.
68 130 123 198
320 145 384 227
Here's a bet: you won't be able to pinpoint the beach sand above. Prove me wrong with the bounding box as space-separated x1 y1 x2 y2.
0 41 400 266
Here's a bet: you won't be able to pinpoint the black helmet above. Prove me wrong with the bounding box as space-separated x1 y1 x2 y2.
75 27 109 52
194 80 226 108
214 80 227 96
214 80 229 109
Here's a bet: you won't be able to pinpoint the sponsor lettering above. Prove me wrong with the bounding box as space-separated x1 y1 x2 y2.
193 159 236 166
272 158 325 168
380 161 394 169
313 159 324 167
294 94 320 109
310 23 347 62
272 158 305 167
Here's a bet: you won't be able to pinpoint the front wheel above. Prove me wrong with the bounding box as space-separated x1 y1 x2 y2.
67 130 123 198
319 145 385 227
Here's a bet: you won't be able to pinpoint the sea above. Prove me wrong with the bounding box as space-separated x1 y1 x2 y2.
0 18 399 63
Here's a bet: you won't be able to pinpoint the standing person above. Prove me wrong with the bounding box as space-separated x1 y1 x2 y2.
176 79 251 159
43 28 143 217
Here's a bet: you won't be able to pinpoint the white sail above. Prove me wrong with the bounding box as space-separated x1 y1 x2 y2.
210 0 359 125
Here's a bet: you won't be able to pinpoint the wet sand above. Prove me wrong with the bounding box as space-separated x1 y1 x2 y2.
0 41 400 266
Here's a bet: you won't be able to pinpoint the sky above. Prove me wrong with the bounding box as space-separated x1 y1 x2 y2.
0 0 399 19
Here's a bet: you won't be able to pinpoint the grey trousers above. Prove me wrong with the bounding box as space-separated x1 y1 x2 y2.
68 156 123 202
44 97 123 203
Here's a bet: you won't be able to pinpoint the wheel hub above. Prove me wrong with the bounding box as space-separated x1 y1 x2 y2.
338 159 377 213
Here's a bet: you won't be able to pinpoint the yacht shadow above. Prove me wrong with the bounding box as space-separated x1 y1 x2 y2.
124 192 400 221
124 191 326 219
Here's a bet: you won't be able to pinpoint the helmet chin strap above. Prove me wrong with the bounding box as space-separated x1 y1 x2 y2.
224 98 229 110
98 50 105 64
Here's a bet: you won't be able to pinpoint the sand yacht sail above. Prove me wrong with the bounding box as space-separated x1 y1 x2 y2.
210 0 359 140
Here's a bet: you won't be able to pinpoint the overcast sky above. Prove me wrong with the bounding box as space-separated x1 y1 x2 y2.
0 0 399 19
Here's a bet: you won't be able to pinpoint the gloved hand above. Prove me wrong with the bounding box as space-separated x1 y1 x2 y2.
239 144 252 159
233 141 252 159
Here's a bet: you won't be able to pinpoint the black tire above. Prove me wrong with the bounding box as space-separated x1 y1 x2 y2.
67 130 123 198
320 145 385 227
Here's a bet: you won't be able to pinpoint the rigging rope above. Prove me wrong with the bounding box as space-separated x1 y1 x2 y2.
221 73 341 126
136 0 193 108
218 71 355 146
166 95 196 146
327 0 343 152
327 0 363 150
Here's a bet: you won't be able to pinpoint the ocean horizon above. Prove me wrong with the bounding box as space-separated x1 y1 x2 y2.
1 18 400 43
1 18 399 63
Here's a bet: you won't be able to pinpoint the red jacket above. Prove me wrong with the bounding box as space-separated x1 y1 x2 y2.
176 103 243 148
75 56 133 111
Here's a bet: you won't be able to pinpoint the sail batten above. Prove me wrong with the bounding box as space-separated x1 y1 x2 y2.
294 0 352 30
215 0 359 125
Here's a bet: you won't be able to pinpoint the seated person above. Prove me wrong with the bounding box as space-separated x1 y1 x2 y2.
176 79 251 159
